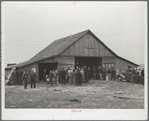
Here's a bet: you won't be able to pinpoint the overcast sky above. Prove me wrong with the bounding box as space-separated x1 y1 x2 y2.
3 2 147 67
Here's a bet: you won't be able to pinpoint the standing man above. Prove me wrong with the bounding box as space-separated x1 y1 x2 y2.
93 67 96 80
75 68 81 86
58 67 62 84
102 68 106 80
98 67 102 80
112 67 116 81
84 66 88 83
43 69 47 82
67 68 73 85
22 69 28 89
141 69 144 77
49 70 53 86
30 69 36 88
11 68 17 85
88 67 91 81
107 68 111 81
55 68 59 84
61 68 65 85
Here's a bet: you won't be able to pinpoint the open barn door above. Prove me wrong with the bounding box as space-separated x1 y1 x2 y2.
75 57 102 70
38 63 57 81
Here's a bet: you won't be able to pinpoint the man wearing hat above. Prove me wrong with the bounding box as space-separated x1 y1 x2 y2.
30 68 36 88
22 69 28 89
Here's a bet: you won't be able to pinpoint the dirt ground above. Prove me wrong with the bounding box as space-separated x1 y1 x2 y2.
5 80 144 109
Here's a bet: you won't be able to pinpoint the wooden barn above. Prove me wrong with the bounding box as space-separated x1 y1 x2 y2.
5 29 139 81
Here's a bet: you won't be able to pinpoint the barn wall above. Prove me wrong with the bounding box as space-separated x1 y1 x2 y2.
115 57 138 73
57 56 75 70
102 57 116 68
39 56 75 70
61 32 114 57
39 57 57 63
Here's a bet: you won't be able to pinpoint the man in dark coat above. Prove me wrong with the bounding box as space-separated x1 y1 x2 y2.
141 69 144 77
107 68 111 81
49 70 53 86
57 67 61 84
22 69 28 89
65 67 70 83
84 66 88 83
75 68 81 86
61 68 66 85
98 67 102 80
111 67 116 81
43 69 47 82
30 69 36 88
93 67 96 80
102 68 106 80
88 67 91 81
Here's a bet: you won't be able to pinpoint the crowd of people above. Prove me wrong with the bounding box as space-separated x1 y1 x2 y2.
6 68 37 89
43 66 117 86
6 65 144 89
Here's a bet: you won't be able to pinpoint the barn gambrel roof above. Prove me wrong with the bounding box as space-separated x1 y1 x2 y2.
6 29 139 69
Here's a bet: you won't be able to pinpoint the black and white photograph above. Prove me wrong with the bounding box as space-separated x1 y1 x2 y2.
2 1 147 120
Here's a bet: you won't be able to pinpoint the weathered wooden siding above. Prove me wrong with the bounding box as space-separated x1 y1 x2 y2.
61 32 114 57
57 56 75 70
115 58 138 73
102 57 116 66
39 57 57 63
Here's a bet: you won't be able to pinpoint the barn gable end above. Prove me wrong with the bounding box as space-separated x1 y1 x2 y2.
60 31 115 57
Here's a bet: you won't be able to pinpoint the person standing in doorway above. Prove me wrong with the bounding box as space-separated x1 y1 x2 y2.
49 70 53 86
67 68 73 85
88 67 91 81
43 69 47 82
84 66 88 83
112 67 116 81
102 68 106 80
93 67 96 80
98 67 102 80
22 69 28 89
55 68 59 84
30 69 36 88
75 68 81 86
80 67 85 83
107 68 111 81
65 67 70 83
61 68 65 85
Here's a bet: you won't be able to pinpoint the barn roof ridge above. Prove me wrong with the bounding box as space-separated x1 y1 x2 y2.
87 30 139 66
29 29 89 60
5 29 139 69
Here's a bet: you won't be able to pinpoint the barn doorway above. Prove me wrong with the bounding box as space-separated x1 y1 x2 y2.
38 63 57 80
75 57 102 70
